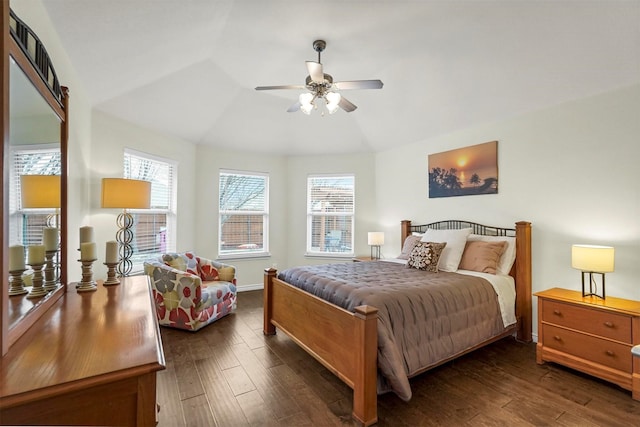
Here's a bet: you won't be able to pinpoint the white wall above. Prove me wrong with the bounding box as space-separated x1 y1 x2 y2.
285 153 378 267
192 149 378 289
193 145 288 289
375 84 640 339
13 2 639 339
89 111 197 279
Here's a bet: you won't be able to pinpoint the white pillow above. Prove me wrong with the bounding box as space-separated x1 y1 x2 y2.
420 228 472 272
467 234 516 275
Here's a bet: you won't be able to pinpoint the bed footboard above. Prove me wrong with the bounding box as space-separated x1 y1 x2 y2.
263 268 378 426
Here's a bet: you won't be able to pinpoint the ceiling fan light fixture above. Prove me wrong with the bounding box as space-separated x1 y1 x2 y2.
256 39 383 115
299 92 314 114
325 92 341 114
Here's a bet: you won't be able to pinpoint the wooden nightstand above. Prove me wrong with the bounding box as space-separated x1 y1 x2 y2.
353 256 376 262
535 287 640 400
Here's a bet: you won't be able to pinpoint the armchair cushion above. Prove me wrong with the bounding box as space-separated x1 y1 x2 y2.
144 253 237 331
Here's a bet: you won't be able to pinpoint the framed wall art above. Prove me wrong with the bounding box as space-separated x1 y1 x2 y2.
428 140 498 198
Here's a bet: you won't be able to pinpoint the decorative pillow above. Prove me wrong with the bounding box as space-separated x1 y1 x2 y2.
407 242 447 272
420 228 472 272
397 235 422 260
467 234 516 275
459 240 507 274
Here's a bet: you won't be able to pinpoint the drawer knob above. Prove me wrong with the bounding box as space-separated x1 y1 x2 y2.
605 350 615 357
553 335 562 342
553 309 562 316
603 321 614 328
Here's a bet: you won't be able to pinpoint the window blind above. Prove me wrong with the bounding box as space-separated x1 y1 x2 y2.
307 175 354 255
9 146 61 248
219 170 268 256
124 150 176 264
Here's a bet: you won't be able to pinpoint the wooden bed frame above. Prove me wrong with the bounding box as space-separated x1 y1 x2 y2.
263 220 532 426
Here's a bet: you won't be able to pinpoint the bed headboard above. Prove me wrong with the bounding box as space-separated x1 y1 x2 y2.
400 219 532 342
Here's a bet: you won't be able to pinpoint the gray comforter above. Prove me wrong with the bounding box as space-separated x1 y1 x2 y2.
278 261 505 401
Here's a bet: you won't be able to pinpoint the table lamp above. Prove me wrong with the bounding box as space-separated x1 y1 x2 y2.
571 244 615 299
368 231 384 260
101 178 151 276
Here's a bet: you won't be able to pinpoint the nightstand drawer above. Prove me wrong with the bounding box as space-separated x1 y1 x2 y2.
542 324 632 372
542 300 632 343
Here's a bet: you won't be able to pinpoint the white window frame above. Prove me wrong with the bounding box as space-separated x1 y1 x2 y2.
123 149 177 269
218 169 269 259
306 174 355 257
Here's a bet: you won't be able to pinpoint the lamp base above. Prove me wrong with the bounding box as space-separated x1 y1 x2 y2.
116 211 134 277
582 271 605 299
370 245 381 261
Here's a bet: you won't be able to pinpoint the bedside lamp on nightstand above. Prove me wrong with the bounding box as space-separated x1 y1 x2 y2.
368 232 384 260
571 244 615 299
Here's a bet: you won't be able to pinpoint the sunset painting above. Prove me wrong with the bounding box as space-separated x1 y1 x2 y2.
428 141 498 198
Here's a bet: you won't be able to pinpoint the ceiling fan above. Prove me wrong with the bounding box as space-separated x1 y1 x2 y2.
255 39 383 115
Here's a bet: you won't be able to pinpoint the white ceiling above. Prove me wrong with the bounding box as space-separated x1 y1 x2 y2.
42 0 640 155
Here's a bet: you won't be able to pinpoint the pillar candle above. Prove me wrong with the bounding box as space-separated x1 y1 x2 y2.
79 226 94 247
105 240 119 264
9 245 25 271
28 244 46 265
43 227 59 251
80 242 97 261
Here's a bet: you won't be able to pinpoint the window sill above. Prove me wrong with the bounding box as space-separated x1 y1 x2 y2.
218 252 271 261
304 253 354 259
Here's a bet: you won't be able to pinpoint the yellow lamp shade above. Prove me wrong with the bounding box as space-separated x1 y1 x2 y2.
571 244 615 273
20 175 60 208
101 178 151 209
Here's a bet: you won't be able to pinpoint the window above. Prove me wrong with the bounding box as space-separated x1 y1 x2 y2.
307 175 354 256
219 170 268 257
9 145 61 248
124 149 176 265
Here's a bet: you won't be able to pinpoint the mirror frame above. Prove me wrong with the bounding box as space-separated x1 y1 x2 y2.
1 3 68 355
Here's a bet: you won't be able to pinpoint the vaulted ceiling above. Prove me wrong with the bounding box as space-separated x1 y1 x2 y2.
42 0 640 155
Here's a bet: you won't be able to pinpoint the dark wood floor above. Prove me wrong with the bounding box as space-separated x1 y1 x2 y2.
157 291 640 426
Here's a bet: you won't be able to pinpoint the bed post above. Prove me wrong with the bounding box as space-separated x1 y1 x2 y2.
352 305 379 427
401 220 412 245
515 221 532 342
263 267 276 335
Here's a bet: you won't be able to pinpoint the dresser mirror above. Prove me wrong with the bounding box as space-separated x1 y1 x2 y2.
2 5 68 354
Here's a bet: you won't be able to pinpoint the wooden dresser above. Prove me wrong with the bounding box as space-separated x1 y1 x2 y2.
0 276 165 426
535 287 640 399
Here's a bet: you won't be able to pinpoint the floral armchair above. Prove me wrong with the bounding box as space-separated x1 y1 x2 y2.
143 252 237 331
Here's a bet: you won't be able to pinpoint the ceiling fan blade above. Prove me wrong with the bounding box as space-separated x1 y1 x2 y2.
306 61 324 83
287 101 301 113
255 84 306 91
333 80 384 90
338 96 357 112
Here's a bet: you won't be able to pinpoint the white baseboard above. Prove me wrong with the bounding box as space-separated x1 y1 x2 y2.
237 283 263 292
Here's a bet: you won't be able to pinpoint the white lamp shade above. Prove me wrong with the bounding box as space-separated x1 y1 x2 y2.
101 178 151 209
325 92 341 114
367 231 385 246
299 93 314 115
20 175 60 208
571 244 615 273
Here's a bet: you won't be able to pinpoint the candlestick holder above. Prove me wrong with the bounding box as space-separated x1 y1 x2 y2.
8 268 28 296
44 250 59 291
27 263 48 299
103 262 120 286
77 259 98 292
